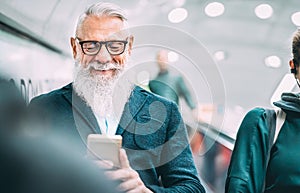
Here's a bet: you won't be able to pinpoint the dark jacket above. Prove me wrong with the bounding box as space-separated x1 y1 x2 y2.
29 83 205 193
149 71 196 109
225 92 300 193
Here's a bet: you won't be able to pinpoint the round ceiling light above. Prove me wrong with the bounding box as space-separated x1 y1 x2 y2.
214 50 226 61
168 8 188 23
255 4 273 19
291 12 300 27
265 55 281 68
204 2 225 17
168 51 179 62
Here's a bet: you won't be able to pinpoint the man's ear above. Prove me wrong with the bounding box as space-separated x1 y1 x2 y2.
290 59 299 75
127 35 134 56
289 59 295 69
70 37 77 59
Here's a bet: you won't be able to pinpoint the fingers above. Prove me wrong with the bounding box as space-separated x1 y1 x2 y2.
104 149 153 193
117 177 143 192
107 169 152 193
119 148 130 168
105 167 138 180
127 188 152 193
118 179 145 193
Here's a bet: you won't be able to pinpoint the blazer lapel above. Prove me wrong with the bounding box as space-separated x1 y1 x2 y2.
116 86 149 135
63 84 101 134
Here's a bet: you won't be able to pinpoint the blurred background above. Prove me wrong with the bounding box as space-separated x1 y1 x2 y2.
1 0 299 192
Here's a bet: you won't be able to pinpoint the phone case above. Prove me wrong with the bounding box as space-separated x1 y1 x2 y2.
87 134 122 167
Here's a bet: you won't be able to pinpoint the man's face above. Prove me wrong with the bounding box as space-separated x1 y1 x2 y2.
71 15 133 79
157 50 168 72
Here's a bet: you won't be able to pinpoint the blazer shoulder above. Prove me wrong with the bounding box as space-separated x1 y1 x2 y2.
30 83 72 105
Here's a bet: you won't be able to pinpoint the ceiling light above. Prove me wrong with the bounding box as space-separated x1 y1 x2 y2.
204 2 225 17
255 4 273 19
291 12 300 27
168 51 179 62
168 8 188 23
265 55 281 68
214 50 226 61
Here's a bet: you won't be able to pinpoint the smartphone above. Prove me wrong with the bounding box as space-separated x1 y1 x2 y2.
87 134 122 168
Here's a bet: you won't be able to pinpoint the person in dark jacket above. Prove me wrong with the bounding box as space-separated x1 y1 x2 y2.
149 50 196 110
225 30 300 193
28 2 205 193
0 76 122 193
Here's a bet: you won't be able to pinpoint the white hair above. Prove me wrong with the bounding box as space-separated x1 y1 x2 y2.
75 2 129 37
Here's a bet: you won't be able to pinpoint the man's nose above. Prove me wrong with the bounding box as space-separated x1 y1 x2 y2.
94 45 112 64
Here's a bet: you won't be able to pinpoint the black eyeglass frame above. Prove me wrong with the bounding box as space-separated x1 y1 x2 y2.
75 37 128 56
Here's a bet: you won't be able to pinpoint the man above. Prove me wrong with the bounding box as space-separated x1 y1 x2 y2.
149 50 201 165
29 2 205 193
149 50 196 111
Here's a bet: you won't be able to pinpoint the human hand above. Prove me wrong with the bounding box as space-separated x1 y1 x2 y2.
105 149 153 193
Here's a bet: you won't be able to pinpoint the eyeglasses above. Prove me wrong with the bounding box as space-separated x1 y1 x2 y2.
76 37 128 56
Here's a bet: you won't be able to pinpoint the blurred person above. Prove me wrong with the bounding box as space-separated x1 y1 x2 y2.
149 50 204 181
149 50 197 113
0 76 122 193
0 78 26 134
225 30 300 193
28 2 205 193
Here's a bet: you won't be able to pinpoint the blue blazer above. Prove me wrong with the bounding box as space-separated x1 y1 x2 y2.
29 83 205 193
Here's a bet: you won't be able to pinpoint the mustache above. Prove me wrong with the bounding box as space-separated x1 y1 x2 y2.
88 62 122 71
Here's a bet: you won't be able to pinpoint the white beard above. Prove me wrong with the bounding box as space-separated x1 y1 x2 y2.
73 59 133 122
